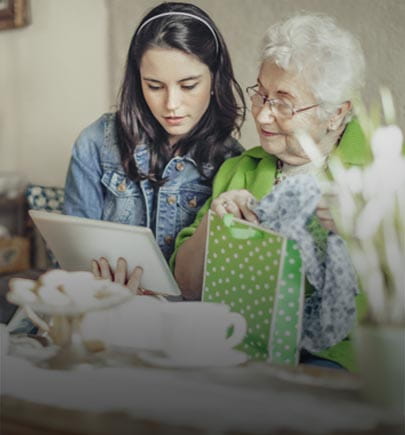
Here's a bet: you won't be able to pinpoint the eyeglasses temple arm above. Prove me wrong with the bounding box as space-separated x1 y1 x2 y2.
294 103 320 115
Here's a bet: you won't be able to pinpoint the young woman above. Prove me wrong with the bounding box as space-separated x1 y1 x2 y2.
63 2 245 284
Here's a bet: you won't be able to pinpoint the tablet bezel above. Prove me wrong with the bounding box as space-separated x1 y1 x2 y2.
29 210 180 296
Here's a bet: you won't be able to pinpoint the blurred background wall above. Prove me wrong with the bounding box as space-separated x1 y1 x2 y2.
1 0 404 188
0 0 110 187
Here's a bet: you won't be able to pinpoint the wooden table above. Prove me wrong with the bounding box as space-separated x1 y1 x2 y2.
1 396 401 435
1 358 403 435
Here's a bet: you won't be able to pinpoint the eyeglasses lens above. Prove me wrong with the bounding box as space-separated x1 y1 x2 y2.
248 89 292 119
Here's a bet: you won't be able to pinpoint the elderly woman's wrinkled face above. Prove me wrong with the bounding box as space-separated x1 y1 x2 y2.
252 61 333 166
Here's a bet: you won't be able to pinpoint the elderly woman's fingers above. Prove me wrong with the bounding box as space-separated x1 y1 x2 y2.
127 266 143 293
316 205 337 233
220 199 242 219
114 257 127 285
98 257 113 281
317 196 331 209
239 202 259 224
91 260 101 278
211 190 257 222
211 196 232 218
227 190 258 223
318 217 337 232
211 191 239 217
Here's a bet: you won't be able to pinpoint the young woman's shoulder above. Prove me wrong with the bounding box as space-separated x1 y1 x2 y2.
222 136 245 159
72 113 121 165
74 113 116 148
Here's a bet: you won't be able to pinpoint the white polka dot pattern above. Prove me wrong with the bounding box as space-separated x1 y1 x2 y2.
268 239 304 365
202 212 304 366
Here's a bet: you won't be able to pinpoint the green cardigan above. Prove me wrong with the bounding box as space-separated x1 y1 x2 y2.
171 119 371 372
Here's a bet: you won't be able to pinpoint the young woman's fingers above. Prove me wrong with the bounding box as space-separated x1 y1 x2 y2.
98 257 113 281
91 260 101 278
127 266 143 293
114 257 127 285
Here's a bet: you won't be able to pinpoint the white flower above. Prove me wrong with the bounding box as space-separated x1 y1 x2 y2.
345 167 364 194
362 126 405 205
298 109 405 325
355 198 386 240
371 125 403 159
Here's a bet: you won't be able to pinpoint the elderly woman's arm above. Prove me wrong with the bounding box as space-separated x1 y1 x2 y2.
174 214 209 300
174 189 258 300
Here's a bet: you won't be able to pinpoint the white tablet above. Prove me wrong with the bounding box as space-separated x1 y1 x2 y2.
28 210 181 296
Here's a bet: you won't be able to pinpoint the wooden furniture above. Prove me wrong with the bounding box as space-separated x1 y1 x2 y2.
0 269 44 324
0 194 27 237
0 194 43 324
3 397 400 435
1 360 403 435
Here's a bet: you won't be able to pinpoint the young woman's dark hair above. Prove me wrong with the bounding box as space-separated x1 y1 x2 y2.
117 2 245 186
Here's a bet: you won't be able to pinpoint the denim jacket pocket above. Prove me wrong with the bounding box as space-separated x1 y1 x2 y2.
101 170 139 197
100 170 145 225
178 184 211 229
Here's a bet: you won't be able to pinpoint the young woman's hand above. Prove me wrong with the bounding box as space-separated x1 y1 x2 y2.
91 257 144 294
210 189 258 223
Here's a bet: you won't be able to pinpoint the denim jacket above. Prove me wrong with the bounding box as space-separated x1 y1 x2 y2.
64 113 243 261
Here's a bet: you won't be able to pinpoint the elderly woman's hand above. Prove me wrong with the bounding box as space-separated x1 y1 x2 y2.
91 257 144 294
211 189 259 224
316 197 337 233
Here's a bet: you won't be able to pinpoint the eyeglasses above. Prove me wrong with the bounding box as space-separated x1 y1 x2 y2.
246 85 319 120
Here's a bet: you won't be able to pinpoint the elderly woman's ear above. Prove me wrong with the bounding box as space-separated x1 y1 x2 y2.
327 101 352 131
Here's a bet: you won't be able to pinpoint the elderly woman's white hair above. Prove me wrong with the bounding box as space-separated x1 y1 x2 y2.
261 13 365 122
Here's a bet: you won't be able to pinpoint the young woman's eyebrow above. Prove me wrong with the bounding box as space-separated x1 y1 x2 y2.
142 75 202 84
142 77 163 83
178 75 202 83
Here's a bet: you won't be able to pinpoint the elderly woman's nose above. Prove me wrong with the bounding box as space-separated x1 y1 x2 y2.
255 104 276 124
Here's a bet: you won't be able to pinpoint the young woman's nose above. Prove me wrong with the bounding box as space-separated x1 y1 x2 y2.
165 88 181 112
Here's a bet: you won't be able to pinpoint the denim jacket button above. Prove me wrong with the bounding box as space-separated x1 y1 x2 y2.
164 235 174 245
188 197 197 208
117 182 126 192
167 195 176 205
175 162 185 171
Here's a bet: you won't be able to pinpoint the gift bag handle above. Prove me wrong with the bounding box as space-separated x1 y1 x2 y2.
223 214 263 240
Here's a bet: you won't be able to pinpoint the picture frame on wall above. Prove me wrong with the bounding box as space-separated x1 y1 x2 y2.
0 0 29 30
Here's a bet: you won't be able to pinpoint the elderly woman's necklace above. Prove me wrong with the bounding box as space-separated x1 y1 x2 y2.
274 159 327 185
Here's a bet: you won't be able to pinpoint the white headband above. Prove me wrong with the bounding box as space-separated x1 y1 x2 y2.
136 11 219 54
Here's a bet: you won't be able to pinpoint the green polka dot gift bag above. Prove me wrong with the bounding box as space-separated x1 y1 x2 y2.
202 211 305 366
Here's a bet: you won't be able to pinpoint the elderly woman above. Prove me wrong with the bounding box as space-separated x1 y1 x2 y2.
171 13 369 371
